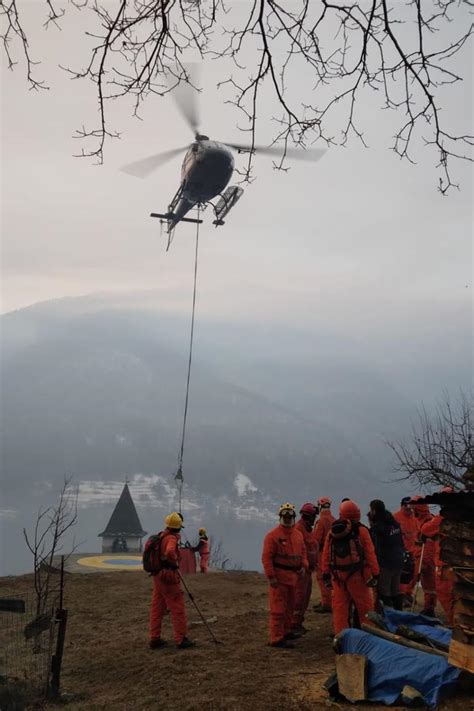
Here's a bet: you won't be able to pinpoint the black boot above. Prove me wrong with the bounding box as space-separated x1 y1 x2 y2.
177 637 196 649
149 638 167 649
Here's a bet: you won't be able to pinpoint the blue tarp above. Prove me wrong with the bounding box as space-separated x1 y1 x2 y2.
339 628 460 707
383 607 452 647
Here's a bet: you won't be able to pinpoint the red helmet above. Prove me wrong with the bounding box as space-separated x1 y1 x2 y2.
300 502 318 516
339 500 361 521
318 496 331 507
440 486 454 494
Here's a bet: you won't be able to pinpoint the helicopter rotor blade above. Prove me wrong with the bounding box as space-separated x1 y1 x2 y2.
121 146 188 178
225 142 326 162
170 64 201 136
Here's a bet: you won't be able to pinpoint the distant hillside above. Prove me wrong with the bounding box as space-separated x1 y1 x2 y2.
1 298 373 500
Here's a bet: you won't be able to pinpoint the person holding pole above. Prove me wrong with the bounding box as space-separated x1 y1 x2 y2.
147 512 196 650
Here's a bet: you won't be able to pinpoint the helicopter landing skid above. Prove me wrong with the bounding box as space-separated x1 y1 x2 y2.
213 185 244 226
150 213 203 225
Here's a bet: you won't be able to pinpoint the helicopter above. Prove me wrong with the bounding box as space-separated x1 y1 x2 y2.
122 79 325 239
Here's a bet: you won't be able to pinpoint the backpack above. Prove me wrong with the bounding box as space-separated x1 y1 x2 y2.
142 532 166 574
330 522 365 582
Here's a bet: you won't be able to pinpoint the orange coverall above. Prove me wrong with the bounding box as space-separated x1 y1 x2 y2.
420 514 454 624
262 524 308 644
149 531 188 644
394 507 420 594
313 510 335 607
196 537 210 573
413 505 437 612
292 518 318 627
322 525 380 635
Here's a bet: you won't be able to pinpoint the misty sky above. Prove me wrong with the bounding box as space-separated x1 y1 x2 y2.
1 3 472 330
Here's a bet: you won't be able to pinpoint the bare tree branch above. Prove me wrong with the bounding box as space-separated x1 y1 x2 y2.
1 0 472 188
23 477 79 619
387 391 474 490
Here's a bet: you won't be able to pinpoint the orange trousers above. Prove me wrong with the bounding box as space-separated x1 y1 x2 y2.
436 569 454 624
268 583 296 643
421 565 437 610
292 571 312 627
331 574 374 635
149 576 187 643
200 553 209 573
316 568 332 607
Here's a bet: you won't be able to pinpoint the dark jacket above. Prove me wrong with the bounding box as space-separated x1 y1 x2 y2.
370 511 405 569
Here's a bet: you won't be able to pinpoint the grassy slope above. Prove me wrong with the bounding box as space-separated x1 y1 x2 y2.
1 571 472 710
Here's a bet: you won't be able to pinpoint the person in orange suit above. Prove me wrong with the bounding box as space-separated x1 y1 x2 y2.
313 496 335 613
262 503 308 648
149 512 195 649
194 528 210 573
411 497 437 616
292 503 319 633
394 496 420 602
321 500 380 636
420 508 454 624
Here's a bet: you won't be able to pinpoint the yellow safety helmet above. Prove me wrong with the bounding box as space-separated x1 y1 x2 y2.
199 528 207 536
279 502 296 517
165 512 183 530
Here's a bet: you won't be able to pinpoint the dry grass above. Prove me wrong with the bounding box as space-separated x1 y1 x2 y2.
1 571 472 710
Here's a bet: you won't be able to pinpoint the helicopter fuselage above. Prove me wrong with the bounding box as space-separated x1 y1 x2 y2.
168 139 235 226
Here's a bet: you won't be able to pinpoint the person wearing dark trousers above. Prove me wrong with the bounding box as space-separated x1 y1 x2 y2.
368 499 405 611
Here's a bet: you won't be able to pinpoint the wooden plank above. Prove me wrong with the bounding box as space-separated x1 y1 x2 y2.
448 638 474 673
441 539 474 558
441 520 474 541
360 623 449 658
0 598 25 613
453 598 474 618
454 583 474 602
336 654 367 702
452 625 474 645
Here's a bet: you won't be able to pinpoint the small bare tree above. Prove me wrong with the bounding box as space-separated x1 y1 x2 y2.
23 478 78 624
388 391 473 490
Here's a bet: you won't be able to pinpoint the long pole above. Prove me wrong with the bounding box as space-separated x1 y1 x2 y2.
411 543 425 612
177 570 222 645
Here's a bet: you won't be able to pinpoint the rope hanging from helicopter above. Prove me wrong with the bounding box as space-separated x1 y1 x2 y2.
174 205 201 514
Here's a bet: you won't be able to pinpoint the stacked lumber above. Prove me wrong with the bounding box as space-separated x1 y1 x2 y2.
437 490 474 673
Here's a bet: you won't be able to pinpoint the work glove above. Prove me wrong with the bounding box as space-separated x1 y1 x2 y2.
322 573 332 590
366 576 379 588
269 577 279 589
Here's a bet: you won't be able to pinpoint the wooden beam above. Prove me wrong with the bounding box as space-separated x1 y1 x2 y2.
360 624 448 658
336 654 367 702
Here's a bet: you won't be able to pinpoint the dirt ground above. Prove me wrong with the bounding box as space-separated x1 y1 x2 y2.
1 570 473 710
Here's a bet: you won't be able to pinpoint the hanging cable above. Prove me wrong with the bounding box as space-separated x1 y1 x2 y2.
174 207 201 513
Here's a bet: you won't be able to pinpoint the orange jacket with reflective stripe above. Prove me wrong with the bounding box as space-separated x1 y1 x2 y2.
394 508 420 554
313 510 335 552
296 518 318 571
321 525 380 581
262 524 308 586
